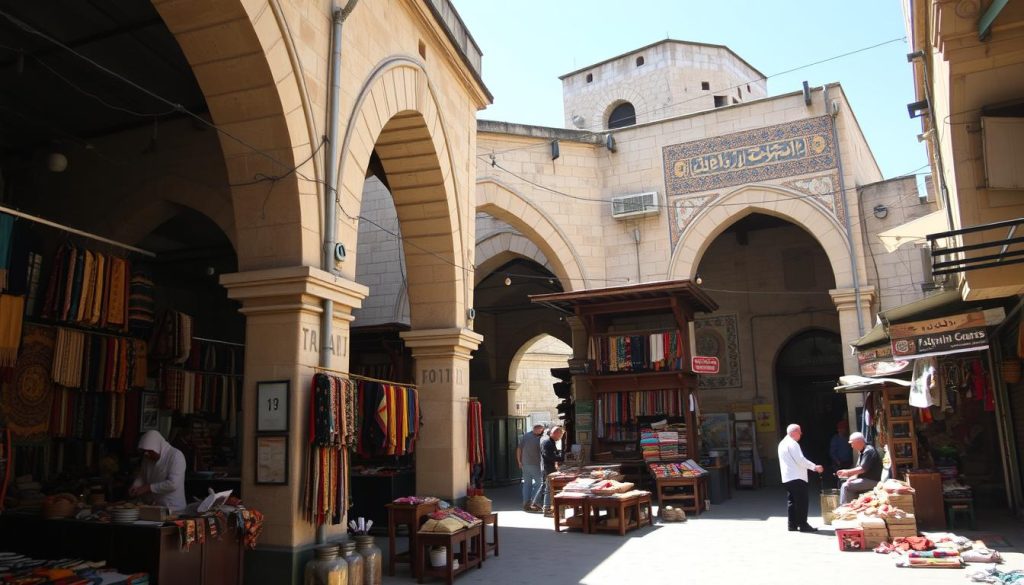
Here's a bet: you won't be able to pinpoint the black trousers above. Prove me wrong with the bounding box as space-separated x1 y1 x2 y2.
784 479 809 528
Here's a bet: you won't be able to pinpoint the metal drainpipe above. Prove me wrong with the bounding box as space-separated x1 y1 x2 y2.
824 85 865 338
318 0 359 546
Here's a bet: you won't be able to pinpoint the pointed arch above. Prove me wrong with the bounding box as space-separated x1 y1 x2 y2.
669 184 855 287
336 58 468 329
476 178 589 291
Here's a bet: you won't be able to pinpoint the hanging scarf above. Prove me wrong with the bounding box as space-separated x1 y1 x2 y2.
0 294 25 367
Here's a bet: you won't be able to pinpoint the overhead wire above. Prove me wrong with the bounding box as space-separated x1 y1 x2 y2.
480 36 908 158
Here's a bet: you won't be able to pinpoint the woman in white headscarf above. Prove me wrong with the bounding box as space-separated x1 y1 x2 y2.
129 430 187 512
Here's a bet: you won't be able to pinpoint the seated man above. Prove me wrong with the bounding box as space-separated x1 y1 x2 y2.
836 432 882 504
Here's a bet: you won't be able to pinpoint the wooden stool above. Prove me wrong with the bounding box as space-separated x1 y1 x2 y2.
474 512 499 557
552 493 589 533
416 524 483 585
386 501 439 576
945 499 976 530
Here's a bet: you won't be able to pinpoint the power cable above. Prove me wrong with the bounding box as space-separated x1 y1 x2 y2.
481 36 907 158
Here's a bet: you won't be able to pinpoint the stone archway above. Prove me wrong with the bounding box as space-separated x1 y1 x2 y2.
155 0 320 270
476 178 589 291
670 184 854 286
474 232 554 286
337 59 469 329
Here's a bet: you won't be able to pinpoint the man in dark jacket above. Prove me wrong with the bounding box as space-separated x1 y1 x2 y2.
535 426 564 517
837 432 883 503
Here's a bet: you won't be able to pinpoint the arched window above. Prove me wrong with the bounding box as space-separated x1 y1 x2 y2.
607 102 636 129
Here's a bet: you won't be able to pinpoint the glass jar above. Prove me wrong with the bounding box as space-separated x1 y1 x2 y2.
304 545 348 585
353 535 382 585
340 541 364 585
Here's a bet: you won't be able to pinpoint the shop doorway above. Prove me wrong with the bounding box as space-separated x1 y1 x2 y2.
775 329 846 472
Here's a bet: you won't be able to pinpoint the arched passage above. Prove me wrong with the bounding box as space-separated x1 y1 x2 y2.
476 178 589 291
338 61 468 329
774 328 846 471
155 0 319 270
670 184 853 286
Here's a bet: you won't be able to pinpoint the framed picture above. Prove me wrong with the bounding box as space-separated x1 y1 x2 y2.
140 391 160 433
256 381 289 432
255 434 288 485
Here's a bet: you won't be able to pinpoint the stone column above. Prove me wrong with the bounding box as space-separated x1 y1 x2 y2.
400 328 483 499
566 316 591 401
220 266 367 555
830 285 877 431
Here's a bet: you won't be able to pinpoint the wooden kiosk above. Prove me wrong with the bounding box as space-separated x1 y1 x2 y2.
531 280 718 514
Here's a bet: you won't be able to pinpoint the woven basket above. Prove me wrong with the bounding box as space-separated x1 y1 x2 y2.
659 506 686 522
465 495 492 517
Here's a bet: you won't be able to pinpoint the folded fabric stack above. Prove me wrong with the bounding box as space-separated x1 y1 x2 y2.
942 481 972 499
895 549 964 569
647 460 706 478
419 507 481 533
0 552 148 585
392 496 440 505
562 478 598 493
640 431 660 461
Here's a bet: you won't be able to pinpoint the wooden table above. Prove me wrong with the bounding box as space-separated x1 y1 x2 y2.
654 475 707 515
473 512 499 558
552 493 590 533
416 524 483 585
587 491 653 535
386 500 440 576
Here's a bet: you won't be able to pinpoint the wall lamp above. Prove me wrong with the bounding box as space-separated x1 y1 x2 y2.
907 100 929 119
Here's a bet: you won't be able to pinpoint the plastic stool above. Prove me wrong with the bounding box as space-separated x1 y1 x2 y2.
946 500 976 530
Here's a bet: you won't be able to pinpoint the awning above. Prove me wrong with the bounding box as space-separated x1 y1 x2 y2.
877 210 948 253
834 375 912 394
851 289 962 349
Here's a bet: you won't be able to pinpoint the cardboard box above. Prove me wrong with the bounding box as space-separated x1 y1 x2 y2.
138 505 168 522
888 526 919 539
884 513 917 526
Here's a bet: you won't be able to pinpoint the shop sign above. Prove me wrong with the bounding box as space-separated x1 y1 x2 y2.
692 356 720 374
889 311 988 359
857 344 911 377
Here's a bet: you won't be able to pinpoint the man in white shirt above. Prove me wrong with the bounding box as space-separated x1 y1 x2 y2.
777 423 823 532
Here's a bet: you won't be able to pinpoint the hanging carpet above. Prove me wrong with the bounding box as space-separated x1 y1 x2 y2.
2 324 56 437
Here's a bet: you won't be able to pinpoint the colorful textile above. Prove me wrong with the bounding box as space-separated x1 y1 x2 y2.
592 330 686 373
2 324 56 437
128 265 155 337
468 398 484 465
0 212 14 291
52 327 86 387
0 294 25 367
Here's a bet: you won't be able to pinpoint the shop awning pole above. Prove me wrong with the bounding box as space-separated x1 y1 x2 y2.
0 203 156 257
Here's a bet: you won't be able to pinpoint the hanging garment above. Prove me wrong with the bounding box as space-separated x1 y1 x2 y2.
52 327 85 388
0 294 25 367
0 213 13 291
910 357 937 408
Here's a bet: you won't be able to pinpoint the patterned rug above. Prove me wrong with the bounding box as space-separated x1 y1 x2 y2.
2 323 56 437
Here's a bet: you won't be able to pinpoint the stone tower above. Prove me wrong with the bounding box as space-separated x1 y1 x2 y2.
560 39 767 131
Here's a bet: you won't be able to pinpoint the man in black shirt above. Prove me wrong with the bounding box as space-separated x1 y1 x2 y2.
837 432 883 504
537 426 564 517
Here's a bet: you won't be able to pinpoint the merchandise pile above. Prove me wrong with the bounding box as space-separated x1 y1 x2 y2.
0 552 148 585
419 507 481 534
831 479 917 548
883 532 1003 569
647 460 707 478
640 430 679 461
391 496 440 506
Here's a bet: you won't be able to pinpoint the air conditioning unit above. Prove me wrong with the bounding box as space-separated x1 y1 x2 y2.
611 191 659 219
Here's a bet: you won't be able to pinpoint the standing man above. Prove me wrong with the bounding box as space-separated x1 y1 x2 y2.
536 426 564 517
777 423 824 533
516 424 545 512
837 432 882 504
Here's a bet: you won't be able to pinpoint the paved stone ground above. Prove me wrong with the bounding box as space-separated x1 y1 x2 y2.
382 482 1024 585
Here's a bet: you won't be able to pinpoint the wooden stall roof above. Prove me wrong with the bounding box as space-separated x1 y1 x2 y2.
529 279 718 315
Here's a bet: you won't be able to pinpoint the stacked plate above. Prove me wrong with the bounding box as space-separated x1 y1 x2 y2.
110 507 140 523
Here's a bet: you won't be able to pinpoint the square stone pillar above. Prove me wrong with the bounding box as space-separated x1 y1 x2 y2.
830 286 877 432
400 327 483 499
220 266 368 550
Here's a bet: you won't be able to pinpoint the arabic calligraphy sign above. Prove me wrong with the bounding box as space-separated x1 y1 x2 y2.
662 116 836 196
889 311 988 359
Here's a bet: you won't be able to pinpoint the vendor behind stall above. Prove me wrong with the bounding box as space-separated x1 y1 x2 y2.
129 430 186 512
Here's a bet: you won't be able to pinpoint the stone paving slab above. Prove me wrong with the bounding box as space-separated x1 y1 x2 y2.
382 483 1024 585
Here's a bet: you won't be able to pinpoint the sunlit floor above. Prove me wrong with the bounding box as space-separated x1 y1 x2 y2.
381 480 1024 585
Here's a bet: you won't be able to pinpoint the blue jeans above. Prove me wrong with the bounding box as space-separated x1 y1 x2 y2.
521 464 544 505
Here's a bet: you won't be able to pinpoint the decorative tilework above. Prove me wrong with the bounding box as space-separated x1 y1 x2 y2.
662 116 837 196
669 193 720 250
695 313 741 389
782 172 845 225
